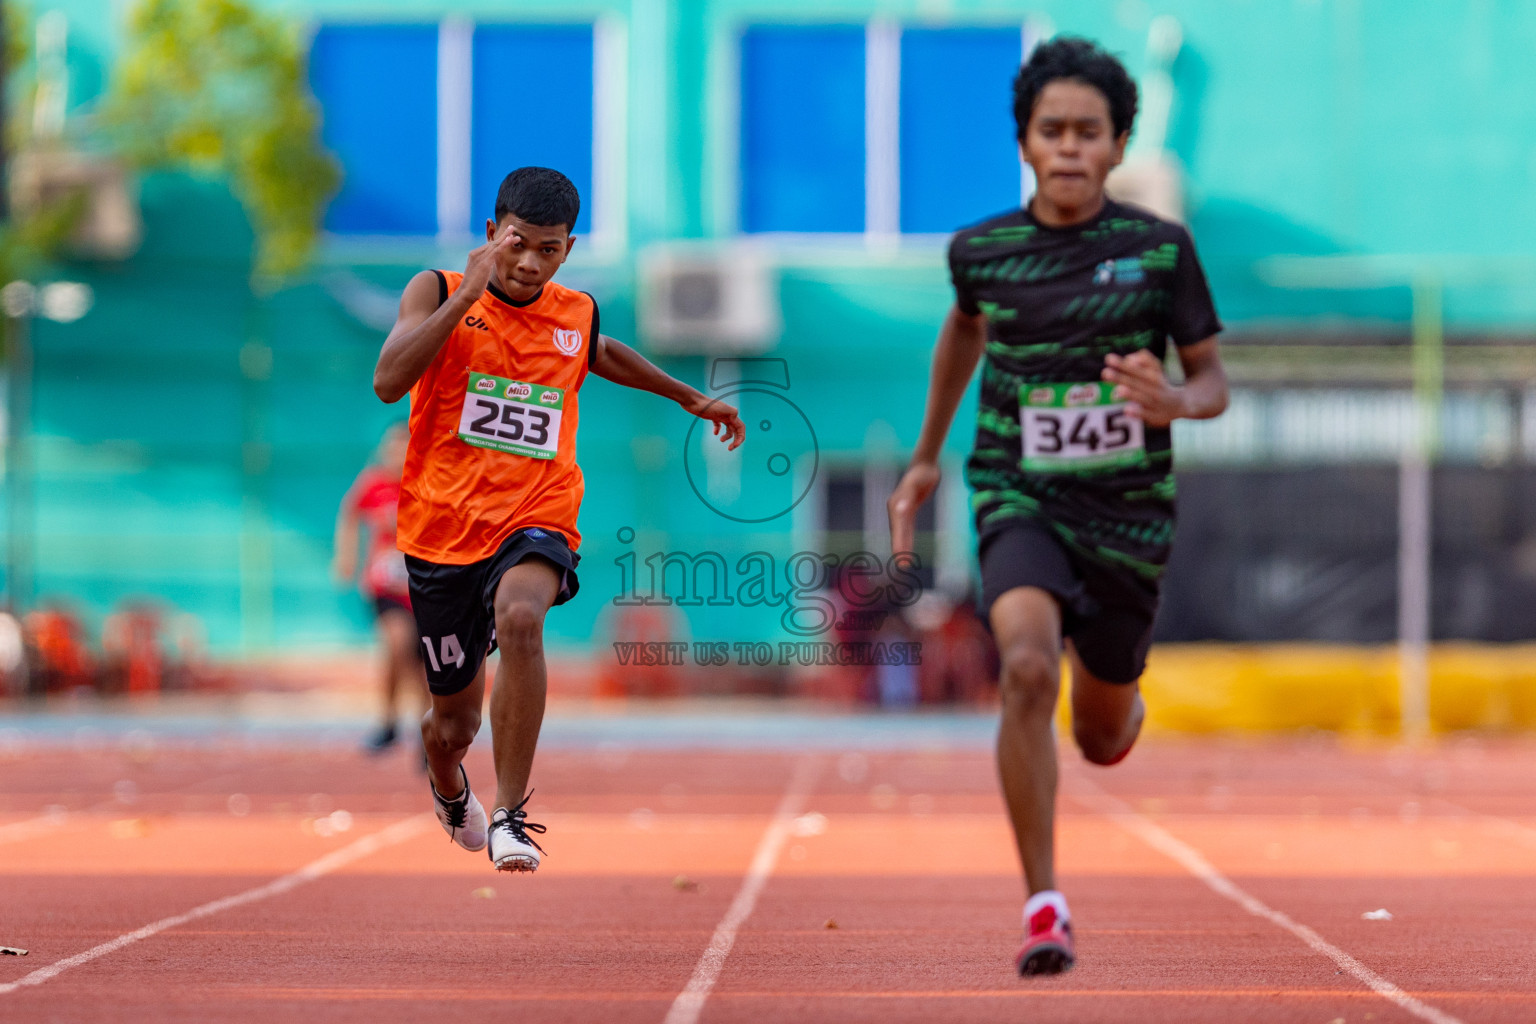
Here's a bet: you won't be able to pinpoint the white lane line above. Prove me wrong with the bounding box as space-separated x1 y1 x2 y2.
0 809 67 846
0 814 431 996
1073 781 1463 1024
663 757 822 1024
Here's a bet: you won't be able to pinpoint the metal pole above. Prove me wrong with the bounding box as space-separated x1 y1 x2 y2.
5 309 32 612
1398 276 1441 740
1396 451 1429 740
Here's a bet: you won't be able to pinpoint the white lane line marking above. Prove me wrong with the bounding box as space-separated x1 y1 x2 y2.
1073 781 1463 1024
0 810 67 846
663 757 822 1024
0 814 431 996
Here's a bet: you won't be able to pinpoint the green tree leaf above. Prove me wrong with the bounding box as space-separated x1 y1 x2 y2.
102 0 340 282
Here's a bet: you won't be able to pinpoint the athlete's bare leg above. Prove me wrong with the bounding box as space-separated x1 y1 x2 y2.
488 559 562 811
1066 642 1144 765
991 586 1065 895
422 663 485 799
378 608 420 725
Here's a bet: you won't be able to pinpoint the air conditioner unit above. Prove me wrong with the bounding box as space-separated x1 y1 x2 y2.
9 148 143 261
638 243 780 354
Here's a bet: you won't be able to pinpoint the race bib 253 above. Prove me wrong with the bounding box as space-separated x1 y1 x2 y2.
458 372 564 460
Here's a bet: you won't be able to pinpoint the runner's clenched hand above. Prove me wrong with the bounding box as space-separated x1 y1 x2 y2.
460 228 521 303
888 461 940 557
1102 349 1188 428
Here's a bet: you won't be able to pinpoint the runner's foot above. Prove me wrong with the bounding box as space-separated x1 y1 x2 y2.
488 793 547 873
430 764 488 852
362 723 398 754
1016 892 1075 976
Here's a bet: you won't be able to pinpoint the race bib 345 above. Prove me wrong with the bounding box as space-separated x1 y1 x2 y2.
1019 381 1145 474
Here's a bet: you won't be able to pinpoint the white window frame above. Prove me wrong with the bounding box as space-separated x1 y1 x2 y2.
719 17 1048 250
315 16 626 265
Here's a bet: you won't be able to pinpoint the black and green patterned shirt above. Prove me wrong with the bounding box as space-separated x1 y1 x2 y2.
949 200 1222 581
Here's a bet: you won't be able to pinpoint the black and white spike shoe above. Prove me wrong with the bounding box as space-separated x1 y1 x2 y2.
430 764 488 852
488 792 547 873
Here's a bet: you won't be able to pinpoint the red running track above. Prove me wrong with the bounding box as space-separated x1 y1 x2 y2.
1 735 1534 1022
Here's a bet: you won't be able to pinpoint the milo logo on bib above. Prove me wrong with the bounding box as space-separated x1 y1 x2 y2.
1063 383 1102 407
458 372 565 460
1019 381 1146 474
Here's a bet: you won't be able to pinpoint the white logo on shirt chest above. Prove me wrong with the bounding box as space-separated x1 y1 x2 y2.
553 329 582 355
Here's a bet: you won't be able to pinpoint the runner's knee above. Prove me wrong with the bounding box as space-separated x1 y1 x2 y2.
426 707 480 751
493 600 546 654
1074 721 1127 765
998 645 1059 715
1071 687 1143 765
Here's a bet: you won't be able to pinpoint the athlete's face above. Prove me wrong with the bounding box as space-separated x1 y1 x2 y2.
1020 79 1128 223
485 214 576 301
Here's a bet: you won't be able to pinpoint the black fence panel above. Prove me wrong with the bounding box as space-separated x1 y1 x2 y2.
1156 466 1536 642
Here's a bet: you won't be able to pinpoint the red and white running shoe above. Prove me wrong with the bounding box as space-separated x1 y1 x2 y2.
1016 900 1075 976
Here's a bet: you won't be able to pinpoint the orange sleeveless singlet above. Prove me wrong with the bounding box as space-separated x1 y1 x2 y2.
397 272 596 564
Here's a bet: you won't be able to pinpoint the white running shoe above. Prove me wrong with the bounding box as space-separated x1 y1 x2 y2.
488 793 547 872
430 765 488 852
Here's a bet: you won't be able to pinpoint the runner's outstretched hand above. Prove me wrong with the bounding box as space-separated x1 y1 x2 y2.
459 228 522 303
888 461 940 557
1102 349 1187 428
683 394 746 451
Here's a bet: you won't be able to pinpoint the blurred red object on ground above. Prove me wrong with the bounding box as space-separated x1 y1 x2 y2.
102 602 167 695
23 604 95 695
598 604 686 697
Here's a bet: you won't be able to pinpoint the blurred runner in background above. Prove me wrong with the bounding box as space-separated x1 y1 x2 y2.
334 423 426 754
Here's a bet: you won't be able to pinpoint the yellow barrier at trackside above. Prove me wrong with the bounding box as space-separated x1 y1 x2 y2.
1120 644 1536 734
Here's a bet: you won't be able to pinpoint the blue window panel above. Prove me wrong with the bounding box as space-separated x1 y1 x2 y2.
311 25 439 234
741 26 866 233
471 25 594 235
900 28 1023 233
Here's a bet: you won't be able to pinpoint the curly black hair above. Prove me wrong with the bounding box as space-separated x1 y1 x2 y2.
494 166 581 232
1012 36 1138 141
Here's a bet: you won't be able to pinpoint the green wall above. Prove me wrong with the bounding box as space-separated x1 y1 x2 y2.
14 1 1536 652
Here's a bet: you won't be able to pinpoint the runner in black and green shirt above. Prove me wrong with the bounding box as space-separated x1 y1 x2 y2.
889 37 1229 976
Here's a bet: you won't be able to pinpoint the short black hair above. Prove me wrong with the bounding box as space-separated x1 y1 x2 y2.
494 166 581 232
1012 36 1138 141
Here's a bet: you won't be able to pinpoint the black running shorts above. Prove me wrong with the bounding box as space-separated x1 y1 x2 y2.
372 594 411 619
978 521 1159 685
404 527 580 696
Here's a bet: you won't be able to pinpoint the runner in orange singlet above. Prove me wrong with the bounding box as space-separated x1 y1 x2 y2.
374 167 744 872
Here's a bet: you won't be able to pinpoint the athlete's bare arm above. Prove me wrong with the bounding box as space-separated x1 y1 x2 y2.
373 231 522 403
589 333 746 450
888 303 989 555
1101 337 1228 427
331 496 360 584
